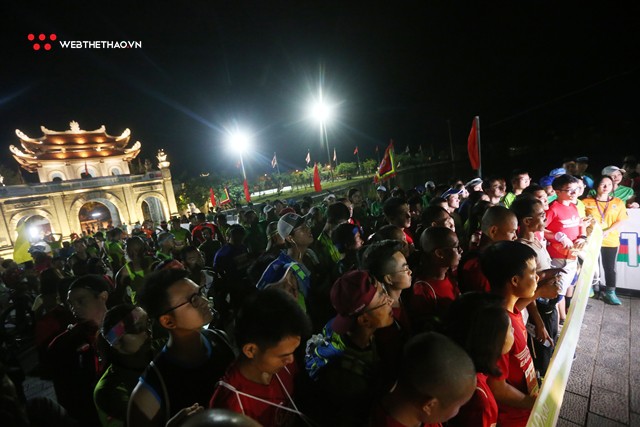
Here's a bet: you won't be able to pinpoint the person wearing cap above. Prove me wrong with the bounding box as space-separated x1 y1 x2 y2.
156 232 176 262
441 188 463 215
370 332 476 427
94 304 156 427
305 270 394 426
371 185 389 217
209 289 312 425
574 156 595 189
481 177 506 206
600 165 638 208
502 169 531 209
46 274 112 426
128 268 236 427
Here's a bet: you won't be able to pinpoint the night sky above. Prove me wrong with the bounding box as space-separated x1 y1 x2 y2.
2 2 639 182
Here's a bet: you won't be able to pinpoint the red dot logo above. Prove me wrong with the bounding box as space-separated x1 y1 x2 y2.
28 33 57 52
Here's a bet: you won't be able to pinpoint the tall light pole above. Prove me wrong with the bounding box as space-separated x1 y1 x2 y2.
228 130 250 180
309 89 335 178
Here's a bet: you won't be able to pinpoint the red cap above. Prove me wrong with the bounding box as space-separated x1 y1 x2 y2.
330 270 377 334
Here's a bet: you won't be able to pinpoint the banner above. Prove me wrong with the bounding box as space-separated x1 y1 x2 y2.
209 188 216 207
243 179 251 202
616 209 640 291
13 222 33 264
313 163 322 192
467 116 480 170
220 187 231 205
271 153 278 169
526 225 602 427
374 140 396 183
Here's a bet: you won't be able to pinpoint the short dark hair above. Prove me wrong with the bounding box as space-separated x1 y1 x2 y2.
482 176 503 192
510 169 529 183
551 174 579 191
373 224 404 241
419 226 456 253
480 206 516 234
235 288 311 350
68 274 111 295
326 203 350 225
510 195 542 223
397 332 475 404
481 241 536 294
420 206 450 227
593 174 614 189
331 223 361 253
138 268 190 318
361 240 404 282
428 196 447 207
383 197 407 218
521 183 545 195
445 292 509 376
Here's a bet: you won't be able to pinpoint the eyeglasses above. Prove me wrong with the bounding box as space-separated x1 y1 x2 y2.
391 265 411 275
160 286 207 316
443 245 463 254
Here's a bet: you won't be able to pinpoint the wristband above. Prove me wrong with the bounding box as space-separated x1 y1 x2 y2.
554 232 567 242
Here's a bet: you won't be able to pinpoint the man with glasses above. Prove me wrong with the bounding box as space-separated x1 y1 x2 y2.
128 269 235 427
305 270 394 426
544 174 588 324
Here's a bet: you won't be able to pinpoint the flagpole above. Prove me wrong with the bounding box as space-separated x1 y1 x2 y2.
274 152 281 175
476 116 483 178
447 119 455 162
356 149 361 176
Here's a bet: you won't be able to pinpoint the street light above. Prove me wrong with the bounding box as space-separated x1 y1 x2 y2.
308 89 335 177
227 129 251 181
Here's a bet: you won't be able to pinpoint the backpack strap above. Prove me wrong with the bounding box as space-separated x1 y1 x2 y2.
149 361 171 422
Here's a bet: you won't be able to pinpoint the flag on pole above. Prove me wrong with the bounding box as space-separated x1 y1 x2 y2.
84 161 89 176
375 145 379 153
209 188 217 207
313 163 322 192
305 150 311 165
467 116 481 171
220 187 232 205
353 146 358 155
271 153 278 169
243 179 251 202
13 221 33 264
333 148 337 162
374 140 397 183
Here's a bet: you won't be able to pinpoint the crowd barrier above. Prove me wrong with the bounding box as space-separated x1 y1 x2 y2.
526 224 602 426
617 209 640 292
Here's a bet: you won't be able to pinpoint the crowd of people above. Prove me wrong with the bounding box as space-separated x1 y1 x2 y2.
0 154 638 427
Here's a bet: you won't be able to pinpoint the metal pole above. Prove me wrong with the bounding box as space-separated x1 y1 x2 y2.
322 122 332 179
447 119 455 162
476 116 483 178
240 153 247 180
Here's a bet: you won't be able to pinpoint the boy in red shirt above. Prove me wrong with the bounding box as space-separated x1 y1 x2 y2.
410 227 461 332
370 332 476 427
210 288 311 426
482 241 539 427
544 174 587 322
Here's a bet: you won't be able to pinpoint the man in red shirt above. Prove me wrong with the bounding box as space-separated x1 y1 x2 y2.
370 332 476 427
210 288 311 426
383 197 414 248
482 241 539 427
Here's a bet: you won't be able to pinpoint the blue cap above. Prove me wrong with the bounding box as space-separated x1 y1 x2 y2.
441 188 463 199
549 168 566 177
539 176 554 187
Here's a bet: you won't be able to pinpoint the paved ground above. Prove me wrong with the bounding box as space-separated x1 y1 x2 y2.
18 295 639 426
558 295 640 427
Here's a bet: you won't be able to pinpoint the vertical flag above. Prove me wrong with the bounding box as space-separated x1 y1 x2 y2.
313 163 322 192
305 150 311 165
467 116 481 172
374 140 397 183
271 153 278 169
333 148 337 162
353 146 359 155
243 179 251 202
84 161 89 176
209 188 216 207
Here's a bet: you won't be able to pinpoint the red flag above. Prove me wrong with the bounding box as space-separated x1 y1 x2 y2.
374 140 396 183
353 146 358 155
209 188 216 207
313 163 322 192
467 116 480 170
243 179 251 202
84 161 89 175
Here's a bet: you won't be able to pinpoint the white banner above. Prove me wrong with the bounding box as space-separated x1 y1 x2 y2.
617 209 640 291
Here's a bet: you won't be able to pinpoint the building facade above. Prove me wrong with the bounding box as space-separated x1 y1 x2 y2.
0 121 178 259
